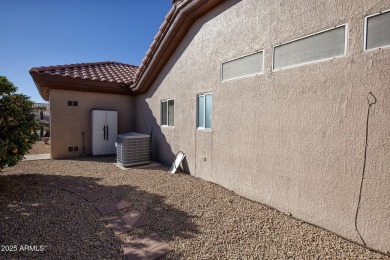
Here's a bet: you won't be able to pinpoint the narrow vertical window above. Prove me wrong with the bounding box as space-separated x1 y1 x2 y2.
197 93 212 129
197 95 205 128
168 99 174 126
161 101 168 126
205 94 212 129
161 99 174 126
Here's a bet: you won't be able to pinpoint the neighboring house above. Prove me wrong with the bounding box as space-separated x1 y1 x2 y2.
32 103 50 123
32 103 50 138
30 0 390 255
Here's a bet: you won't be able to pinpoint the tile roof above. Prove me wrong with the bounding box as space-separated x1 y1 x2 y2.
31 0 225 99
30 61 138 85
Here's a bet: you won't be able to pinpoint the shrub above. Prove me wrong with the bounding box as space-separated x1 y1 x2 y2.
0 76 38 171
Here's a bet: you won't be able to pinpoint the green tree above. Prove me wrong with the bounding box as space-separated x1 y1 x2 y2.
0 76 38 171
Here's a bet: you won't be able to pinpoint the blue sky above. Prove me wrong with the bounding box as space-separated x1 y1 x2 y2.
0 0 172 103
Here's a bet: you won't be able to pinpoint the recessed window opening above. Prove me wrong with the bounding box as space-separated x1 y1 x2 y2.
222 51 264 81
273 25 347 70
364 10 390 50
197 93 212 129
161 99 174 126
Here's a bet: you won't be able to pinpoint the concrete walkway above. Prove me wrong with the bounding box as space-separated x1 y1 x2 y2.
23 154 51 161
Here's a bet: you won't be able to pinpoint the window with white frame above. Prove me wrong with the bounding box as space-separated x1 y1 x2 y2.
222 51 264 81
197 93 212 129
161 99 174 126
364 10 390 50
273 25 346 70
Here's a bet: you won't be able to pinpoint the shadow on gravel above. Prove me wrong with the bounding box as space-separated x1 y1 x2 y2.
58 156 118 164
0 172 199 259
61 156 171 172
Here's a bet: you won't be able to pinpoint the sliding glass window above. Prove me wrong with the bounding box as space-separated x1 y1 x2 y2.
197 93 212 129
161 99 174 126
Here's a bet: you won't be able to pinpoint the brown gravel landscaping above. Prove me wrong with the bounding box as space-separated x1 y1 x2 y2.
1 157 389 259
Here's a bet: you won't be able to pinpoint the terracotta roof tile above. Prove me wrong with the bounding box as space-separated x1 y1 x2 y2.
30 61 138 85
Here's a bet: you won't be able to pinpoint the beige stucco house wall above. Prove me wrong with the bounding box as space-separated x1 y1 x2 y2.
134 0 390 254
50 89 134 159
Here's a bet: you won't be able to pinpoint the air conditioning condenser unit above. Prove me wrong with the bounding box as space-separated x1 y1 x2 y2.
116 132 150 167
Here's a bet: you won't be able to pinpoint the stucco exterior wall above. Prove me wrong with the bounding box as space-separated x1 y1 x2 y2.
134 0 390 254
50 89 134 159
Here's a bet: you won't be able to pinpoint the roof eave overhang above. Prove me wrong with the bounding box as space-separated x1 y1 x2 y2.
30 71 133 101
130 0 226 94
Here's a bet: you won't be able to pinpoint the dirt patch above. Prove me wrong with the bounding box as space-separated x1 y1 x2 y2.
27 141 50 155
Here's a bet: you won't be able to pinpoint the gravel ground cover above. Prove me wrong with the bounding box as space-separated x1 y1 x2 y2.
27 141 50 155
1 157 389 259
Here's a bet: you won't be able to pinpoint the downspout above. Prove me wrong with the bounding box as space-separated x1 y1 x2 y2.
354 91 377 246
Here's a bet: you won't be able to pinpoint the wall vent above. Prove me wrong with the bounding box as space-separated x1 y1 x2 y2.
116 132 150 167
67 101 78 106
68 146 79 152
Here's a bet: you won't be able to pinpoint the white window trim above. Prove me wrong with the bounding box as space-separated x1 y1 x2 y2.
221 50 264 82
364 9 390 52
197 92 212 130
272 24 348 71
161 98 175 127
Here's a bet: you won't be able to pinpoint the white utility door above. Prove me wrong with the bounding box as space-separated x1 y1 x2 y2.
105 111 118 154
92 110 106 155
92 110 117 155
